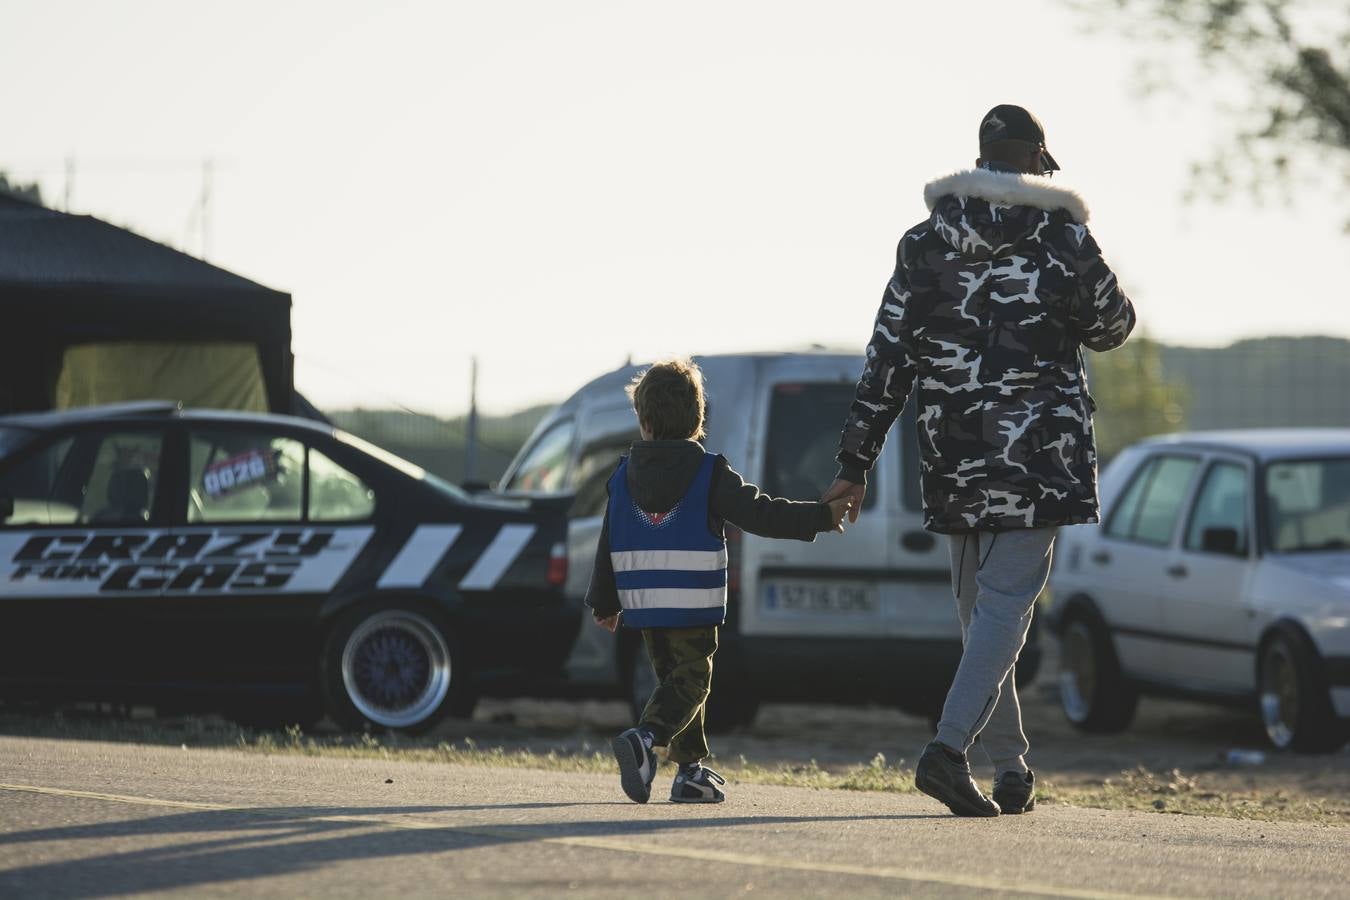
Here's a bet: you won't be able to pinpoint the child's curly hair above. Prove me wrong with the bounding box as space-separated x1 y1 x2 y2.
626 357 707 441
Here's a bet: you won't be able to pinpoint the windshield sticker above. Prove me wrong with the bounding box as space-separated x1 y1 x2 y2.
203 449 280 498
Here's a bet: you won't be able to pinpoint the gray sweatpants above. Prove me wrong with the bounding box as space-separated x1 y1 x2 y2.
934 527 1057 775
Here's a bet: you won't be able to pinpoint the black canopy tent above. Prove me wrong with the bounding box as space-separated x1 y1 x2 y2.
0 193 294 414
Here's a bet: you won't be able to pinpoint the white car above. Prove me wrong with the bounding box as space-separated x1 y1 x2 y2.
1049 429 1350 753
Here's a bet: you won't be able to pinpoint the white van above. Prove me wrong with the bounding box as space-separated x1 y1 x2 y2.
498 351 1042 729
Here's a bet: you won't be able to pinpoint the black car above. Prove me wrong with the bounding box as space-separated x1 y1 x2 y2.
0 402 575 732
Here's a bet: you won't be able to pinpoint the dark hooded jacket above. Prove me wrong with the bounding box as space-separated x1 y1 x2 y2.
586 439 832 620
836 168 1136 534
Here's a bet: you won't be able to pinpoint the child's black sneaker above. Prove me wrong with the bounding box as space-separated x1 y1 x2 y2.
992 769 1035 814
612 727 658 803
670 764 726 803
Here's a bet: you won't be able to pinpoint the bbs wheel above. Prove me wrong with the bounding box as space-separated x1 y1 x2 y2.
1058 607 1138 734
1258 626 1346 754
321 602 466 734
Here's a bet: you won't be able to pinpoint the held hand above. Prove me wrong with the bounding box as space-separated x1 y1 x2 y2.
826 495 853 533
594 613 620 633
822 479 866 524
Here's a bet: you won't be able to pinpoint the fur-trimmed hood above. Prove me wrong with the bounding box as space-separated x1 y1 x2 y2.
921 168 1089 261
923 168 1089 223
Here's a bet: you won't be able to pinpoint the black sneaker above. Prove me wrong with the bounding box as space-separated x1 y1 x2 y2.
993 770 1035 814
914 741 1001 818
670 765 726 803
612 727 658 804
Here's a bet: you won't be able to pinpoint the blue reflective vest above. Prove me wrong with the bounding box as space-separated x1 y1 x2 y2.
607 452 727 629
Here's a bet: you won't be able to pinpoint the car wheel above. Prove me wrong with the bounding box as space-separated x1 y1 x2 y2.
1058 609 1138 733
321 601 467 735
1258 627 1346 753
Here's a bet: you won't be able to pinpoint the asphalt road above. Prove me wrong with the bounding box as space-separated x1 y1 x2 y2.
0 736 1346 899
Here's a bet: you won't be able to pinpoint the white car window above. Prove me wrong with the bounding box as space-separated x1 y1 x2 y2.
1106 454 1199 545
1265 458 1350 553
1105 456 1155 540
1184 462 1248 555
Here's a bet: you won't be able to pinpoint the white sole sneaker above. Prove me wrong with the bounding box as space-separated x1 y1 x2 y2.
612 728 655 803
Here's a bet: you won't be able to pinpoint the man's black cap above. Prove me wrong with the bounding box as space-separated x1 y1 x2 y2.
979 104 1060 172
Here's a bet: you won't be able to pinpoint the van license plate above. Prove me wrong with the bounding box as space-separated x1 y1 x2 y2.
761 581 879 614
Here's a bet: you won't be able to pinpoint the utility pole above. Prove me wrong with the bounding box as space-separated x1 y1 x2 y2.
64 156 75 211
464 356 480 485
199 157 213 260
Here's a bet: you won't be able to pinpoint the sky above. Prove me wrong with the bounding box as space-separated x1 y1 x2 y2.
4 0 1347 416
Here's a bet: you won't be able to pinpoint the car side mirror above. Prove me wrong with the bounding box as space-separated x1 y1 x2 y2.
0 492 12 521
1202 527 1241 556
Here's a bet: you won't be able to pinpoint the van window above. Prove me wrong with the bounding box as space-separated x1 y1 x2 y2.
763 383 879 511
571 434 638 518
504 419 575 493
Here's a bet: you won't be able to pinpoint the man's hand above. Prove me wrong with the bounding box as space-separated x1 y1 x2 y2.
822 479 866 524
826 495 853 533
594 612 620 633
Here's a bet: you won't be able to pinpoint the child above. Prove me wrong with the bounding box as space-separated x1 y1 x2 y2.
586 358 853 804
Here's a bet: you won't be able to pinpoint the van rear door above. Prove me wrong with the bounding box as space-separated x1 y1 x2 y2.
738 364 951 640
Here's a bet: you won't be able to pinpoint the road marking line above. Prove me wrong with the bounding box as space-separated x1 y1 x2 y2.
0 782 1169 900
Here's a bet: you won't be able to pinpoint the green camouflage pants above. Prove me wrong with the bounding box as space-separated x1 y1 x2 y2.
638 625 717 764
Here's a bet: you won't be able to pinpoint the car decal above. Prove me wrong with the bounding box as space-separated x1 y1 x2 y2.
377 524 464 589
458 524 536 590
0 527 374 598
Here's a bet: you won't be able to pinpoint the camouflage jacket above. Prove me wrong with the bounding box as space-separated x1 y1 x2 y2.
837 169 1136 533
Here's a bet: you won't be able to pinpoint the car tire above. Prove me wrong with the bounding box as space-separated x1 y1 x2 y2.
1258 625 1347 754
320 600 468 735
1057 607 1138 733
620 636 758 735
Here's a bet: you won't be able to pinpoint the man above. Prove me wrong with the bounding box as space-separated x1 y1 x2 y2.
823 105 1136 817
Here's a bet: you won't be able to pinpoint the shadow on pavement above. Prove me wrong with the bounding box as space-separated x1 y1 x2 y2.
0 803 944 897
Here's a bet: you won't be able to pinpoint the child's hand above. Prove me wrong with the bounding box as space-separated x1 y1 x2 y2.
594 612 621 633
826 496 854 533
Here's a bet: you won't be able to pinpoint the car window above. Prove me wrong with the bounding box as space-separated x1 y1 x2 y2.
0 426 35 462
1105 454 1199 545
1132 456 1200 544
1105 456 1153 540
309 447 376 521
189 430 305 523
504 419 575 493
1185 461 1249 555
571 434 637 519
2 430 164 527
78 432 164 525
1265 457 1350 553
0 436 79 525
764 382 879 510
